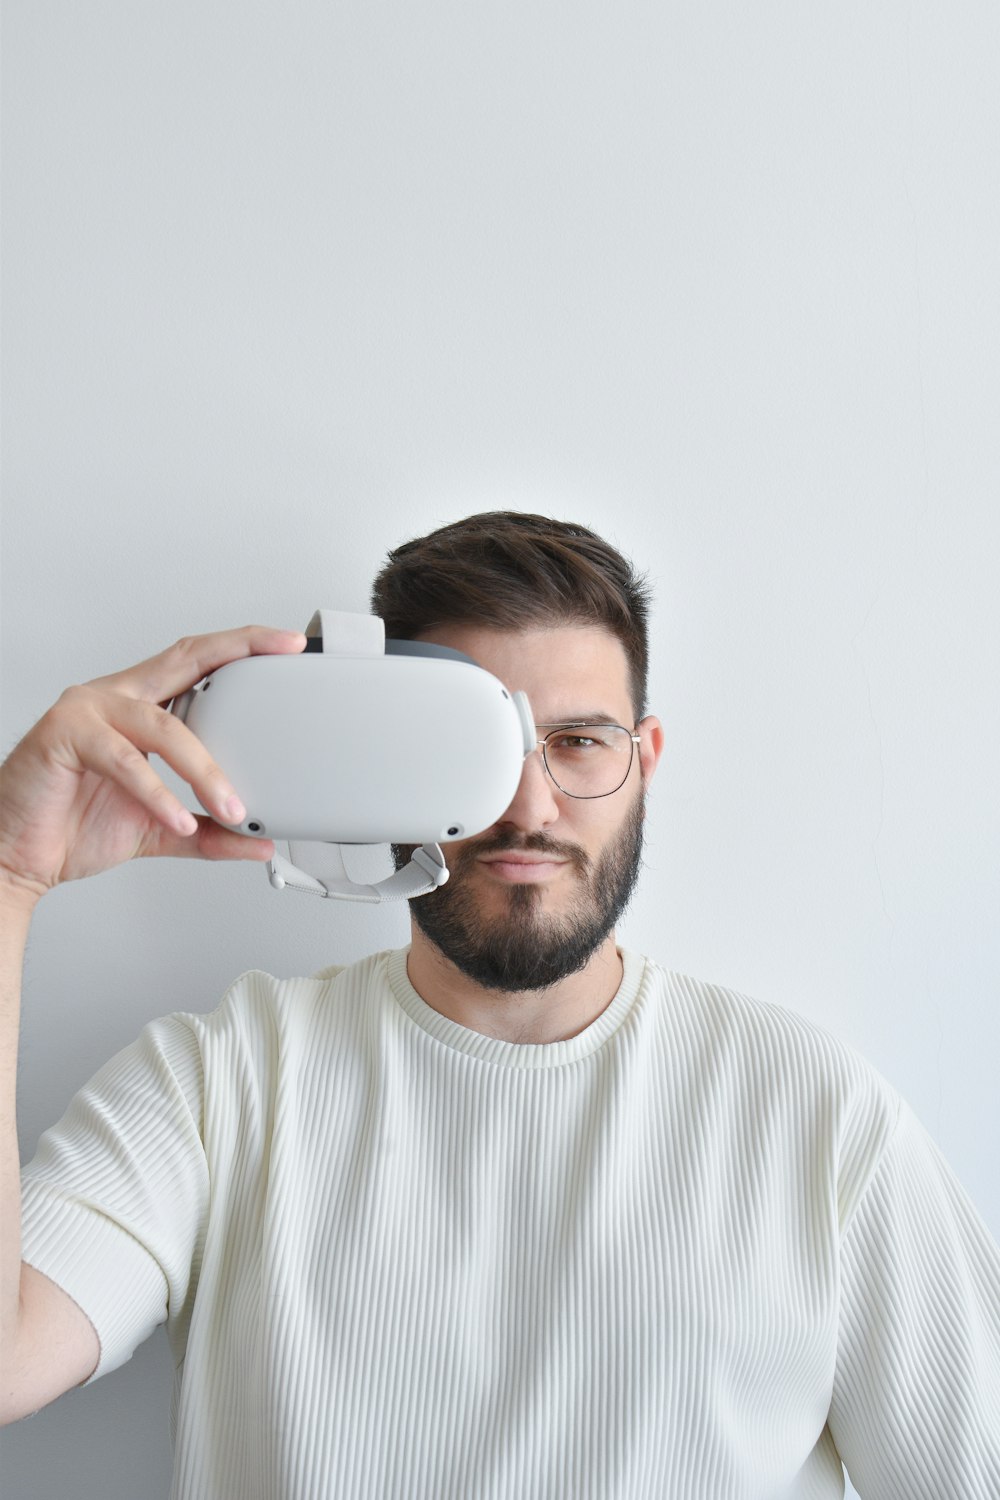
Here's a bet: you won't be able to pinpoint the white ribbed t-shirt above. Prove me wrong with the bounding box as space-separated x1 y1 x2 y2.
20 949 1000 1499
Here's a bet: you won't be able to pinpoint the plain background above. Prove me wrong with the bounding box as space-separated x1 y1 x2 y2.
2 2 998 1496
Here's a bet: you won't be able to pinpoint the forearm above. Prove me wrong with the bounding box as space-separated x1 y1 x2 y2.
0 879 41 1355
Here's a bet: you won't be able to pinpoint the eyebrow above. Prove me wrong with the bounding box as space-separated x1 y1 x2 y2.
535 713 626 727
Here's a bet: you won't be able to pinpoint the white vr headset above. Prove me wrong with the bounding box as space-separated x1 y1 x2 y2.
170 610 535 903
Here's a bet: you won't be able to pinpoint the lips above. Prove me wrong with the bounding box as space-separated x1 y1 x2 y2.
477 852 572 883
480 854 565 867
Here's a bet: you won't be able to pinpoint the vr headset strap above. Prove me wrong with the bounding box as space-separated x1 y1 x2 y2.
304 608 384 656
268 842 448 904
265 609 451 903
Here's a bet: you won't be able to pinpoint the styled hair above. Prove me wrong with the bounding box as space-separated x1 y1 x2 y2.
370 511 652 718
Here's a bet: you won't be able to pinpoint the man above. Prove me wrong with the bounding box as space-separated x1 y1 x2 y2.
1 512 998 1498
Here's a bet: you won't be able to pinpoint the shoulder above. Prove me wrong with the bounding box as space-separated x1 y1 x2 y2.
631 954 902 1218
635 954 888 1087
170 948 401 1065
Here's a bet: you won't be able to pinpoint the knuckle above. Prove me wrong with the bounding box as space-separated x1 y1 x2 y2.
35 686 93 748
54 683 91 712
152 702 184 738
110 740 147 776
199 757 225 785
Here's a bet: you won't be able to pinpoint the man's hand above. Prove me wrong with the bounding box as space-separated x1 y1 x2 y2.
0 625 307 903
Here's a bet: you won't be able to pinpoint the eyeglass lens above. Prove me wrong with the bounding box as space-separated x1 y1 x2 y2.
542 726 635 798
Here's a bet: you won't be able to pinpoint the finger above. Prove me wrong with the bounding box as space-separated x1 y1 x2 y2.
69 715 209 837
95 695 251 829
141 815 275 864
93 626 307 706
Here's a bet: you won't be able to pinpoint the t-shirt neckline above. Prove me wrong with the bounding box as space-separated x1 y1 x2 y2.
386 946 646 1069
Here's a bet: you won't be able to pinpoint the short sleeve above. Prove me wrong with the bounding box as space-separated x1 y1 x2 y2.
830 1101 1000 1497
20 1013 210 1382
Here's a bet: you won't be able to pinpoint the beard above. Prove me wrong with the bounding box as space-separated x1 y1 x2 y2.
392 787 645 993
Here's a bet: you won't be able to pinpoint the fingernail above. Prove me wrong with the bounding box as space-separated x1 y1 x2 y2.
225 795 247 823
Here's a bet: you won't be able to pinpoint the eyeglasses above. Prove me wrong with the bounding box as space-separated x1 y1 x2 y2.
534 723 641 799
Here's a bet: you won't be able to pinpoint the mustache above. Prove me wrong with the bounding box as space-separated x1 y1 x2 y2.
455 830 590 877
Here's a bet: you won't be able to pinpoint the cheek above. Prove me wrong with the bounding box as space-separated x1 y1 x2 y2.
571 807 621 856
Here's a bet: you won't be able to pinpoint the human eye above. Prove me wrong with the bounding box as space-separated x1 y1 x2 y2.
547 729 604 753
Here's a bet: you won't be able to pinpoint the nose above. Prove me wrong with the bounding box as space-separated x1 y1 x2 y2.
494 746 561 833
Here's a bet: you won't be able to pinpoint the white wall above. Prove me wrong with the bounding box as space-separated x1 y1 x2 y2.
2 2 998 1496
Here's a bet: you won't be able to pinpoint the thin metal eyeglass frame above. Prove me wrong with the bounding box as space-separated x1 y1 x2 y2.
533 723 642 800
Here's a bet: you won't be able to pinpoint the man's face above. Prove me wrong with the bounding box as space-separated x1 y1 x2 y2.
395 623 663 991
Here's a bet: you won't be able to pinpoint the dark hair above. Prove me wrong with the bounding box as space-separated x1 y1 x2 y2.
370 511 652 717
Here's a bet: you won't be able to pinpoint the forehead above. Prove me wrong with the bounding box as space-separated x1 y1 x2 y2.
414 622 633 722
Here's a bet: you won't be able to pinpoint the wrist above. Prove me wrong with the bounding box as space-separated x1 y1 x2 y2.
0 867 47 920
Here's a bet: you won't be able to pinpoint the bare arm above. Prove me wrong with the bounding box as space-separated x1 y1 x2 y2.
0 882 101 1417
0 625 305 1424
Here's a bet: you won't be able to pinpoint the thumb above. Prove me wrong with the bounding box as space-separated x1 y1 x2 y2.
140 815 276 864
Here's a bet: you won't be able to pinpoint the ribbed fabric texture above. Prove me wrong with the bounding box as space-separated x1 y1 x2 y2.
20 949 1000 1499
